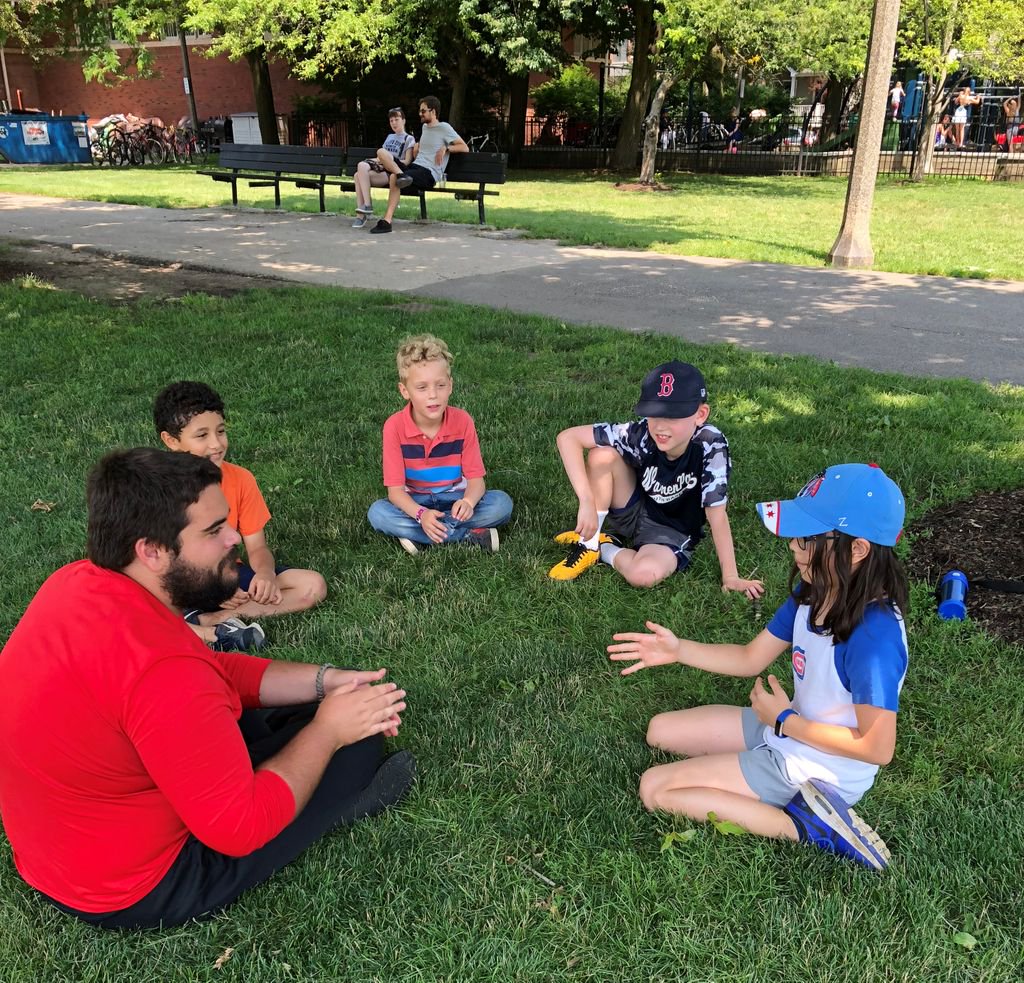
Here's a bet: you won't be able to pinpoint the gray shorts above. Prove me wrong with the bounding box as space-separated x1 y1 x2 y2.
737 707 801 807
607 494 696 572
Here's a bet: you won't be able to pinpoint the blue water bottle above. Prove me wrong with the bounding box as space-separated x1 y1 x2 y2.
937 570 969 621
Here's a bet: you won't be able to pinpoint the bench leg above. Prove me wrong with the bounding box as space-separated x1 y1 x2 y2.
477 191 485 225
420 192 427 220
274 177 281 209
319 182 325 213
231 176 238 207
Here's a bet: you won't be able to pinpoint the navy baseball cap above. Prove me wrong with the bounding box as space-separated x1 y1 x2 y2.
756 463 905 546
634 361 707 418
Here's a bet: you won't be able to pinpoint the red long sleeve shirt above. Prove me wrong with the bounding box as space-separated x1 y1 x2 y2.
0 561 296 913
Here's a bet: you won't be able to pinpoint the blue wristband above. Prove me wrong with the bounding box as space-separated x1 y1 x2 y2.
774 708 799 738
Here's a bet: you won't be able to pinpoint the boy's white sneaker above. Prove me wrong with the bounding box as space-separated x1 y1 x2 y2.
398 537 420 555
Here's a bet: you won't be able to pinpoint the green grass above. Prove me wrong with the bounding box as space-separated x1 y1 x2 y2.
1 164 1021 280
1 277 1023 981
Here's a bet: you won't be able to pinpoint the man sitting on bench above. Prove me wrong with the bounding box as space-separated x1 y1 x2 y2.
370 95 468 235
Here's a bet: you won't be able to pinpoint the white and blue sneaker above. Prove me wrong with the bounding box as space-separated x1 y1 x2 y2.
212 618 267 653
784 779 891 870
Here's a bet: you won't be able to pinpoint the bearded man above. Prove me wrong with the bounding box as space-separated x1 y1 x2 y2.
0 448 413 929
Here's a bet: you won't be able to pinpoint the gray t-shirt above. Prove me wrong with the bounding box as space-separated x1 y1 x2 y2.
414 122 460 182
382 131 415 161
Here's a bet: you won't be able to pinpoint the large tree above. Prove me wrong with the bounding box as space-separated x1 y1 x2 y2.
899 0 1024 180
625 0 873 177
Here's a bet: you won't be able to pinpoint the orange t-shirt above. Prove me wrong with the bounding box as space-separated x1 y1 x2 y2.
219 460 271 537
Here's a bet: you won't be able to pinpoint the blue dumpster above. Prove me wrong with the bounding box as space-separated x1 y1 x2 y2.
0 113 91 164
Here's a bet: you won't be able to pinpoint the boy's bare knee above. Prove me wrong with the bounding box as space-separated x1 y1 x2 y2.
587 446 619 469
646 714 670 749
624 565 668 589
294 572 327 609
638 769 661 811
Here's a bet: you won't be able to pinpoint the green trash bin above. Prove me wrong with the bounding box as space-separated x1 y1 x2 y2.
882 119 900 151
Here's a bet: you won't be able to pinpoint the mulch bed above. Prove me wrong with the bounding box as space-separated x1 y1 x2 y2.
906 488 1024 647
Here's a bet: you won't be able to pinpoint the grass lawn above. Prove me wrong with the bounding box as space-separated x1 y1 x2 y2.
1 277 1023 982
1 164 1021 281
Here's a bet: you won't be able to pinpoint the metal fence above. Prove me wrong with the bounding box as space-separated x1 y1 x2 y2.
280 102 1023 181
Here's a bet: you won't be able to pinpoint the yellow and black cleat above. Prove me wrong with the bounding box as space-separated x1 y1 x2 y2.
548 542 602 580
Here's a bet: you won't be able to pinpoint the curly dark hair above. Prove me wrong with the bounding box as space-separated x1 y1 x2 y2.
153 381 224 437
789 533 909 642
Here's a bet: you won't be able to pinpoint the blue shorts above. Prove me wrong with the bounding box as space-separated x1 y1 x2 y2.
737 707 801 807
237 563 290 592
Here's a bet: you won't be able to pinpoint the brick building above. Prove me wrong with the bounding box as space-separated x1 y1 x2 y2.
1 33 324 126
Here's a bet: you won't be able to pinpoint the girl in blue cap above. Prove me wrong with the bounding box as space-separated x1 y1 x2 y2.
608 463 908 869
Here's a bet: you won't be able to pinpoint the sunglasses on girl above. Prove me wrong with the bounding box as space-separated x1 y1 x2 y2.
794 533 840 550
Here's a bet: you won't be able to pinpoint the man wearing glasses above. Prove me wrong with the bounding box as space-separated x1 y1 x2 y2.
371 95 468 234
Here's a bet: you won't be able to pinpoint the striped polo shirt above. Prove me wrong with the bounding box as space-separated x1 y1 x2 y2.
381 403 486 494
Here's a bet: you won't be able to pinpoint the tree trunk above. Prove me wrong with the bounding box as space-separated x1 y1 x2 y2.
911 6 957 182
505 72 529 164
611 0 656 170
910 72 947 181
245 47 279 145
447 46 471 132
823 74 846 139
639 71 677 184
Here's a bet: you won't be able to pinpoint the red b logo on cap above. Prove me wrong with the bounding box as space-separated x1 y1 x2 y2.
658 373 675 398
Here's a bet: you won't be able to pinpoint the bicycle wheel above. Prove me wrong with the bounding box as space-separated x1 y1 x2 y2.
106 132 129 167
144 138 166 165
193 136 211 166
89 140 108 167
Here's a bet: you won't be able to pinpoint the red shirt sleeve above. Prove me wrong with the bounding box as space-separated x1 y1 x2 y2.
460 415 486 479
123 656 295 857
382 414 406 488
212 649 272 708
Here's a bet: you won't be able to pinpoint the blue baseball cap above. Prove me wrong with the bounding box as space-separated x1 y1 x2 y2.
756 463 905 546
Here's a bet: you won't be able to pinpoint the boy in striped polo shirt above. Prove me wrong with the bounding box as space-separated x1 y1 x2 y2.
368 335 513 555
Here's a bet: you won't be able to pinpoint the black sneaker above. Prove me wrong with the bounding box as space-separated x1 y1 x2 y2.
212 618 267 652
340 749 417 823
183 609 202 625
395 174 414 189
370 219 392 234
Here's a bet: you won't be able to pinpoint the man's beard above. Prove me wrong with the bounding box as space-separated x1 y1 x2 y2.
162 547 240 613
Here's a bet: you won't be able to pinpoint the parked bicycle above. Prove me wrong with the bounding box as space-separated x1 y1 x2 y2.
467 131 501 153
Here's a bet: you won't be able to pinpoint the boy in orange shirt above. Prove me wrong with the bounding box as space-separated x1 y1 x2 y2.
154 381 327 650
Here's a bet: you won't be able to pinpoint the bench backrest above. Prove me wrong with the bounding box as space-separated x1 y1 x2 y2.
344 147 507 184
218 143 345 175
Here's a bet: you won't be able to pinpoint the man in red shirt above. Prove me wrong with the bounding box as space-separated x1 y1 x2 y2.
0 448 413 929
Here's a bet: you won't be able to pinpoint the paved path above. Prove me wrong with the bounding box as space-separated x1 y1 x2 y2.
3 193 1022 385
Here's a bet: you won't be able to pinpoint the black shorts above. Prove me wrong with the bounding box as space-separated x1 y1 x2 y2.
607 492 697 573
398 162 436 190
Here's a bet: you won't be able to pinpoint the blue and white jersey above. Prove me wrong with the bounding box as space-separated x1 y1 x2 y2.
763 596 908 803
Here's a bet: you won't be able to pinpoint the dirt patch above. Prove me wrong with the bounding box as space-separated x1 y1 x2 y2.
0 240 290 304
906 488 1024 647
614 182 674 193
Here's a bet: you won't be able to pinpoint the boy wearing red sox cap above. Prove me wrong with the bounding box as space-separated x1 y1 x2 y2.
548 360 763 595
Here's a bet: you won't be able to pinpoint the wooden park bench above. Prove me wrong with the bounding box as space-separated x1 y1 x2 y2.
198 144 346 212
339 147 508 225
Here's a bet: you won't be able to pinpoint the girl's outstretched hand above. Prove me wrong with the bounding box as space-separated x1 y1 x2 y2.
608 621 681 675
750 674 791 725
